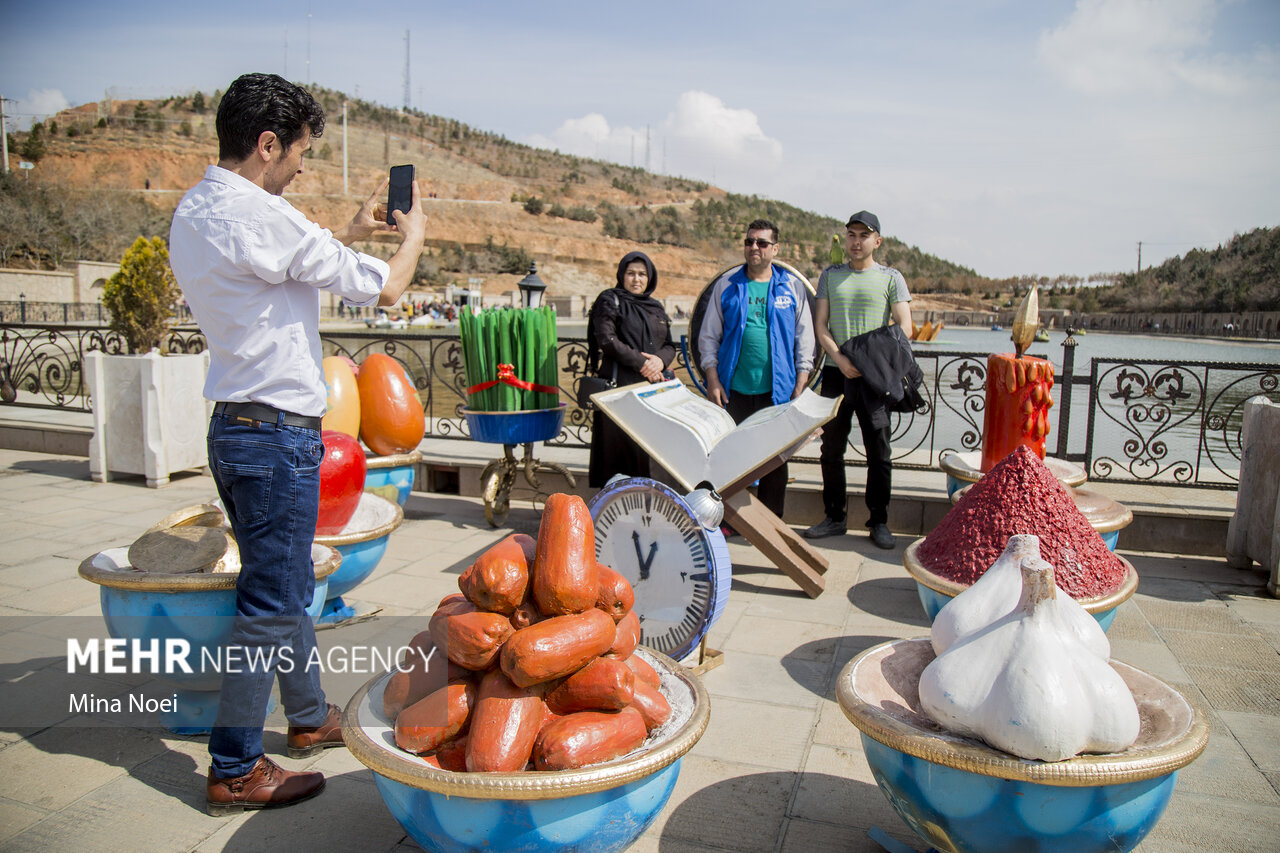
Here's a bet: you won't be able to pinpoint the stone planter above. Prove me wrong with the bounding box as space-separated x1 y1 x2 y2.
1226 396 1280 596
85 349 211 487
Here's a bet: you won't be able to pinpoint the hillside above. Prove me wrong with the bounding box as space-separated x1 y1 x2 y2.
2 85 990 313
1077 227 1278 315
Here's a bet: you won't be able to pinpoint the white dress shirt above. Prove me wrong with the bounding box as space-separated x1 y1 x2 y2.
170 165 389 417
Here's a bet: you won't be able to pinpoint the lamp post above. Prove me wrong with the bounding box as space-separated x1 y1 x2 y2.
516 262 546 309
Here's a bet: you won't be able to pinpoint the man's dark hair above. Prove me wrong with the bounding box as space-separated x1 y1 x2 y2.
746 218 779 243
215 73 326 162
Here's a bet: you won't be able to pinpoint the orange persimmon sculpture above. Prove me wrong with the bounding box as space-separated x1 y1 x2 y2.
358 353 426 456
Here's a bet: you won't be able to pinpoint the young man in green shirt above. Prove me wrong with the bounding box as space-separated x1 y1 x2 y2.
804 211 913 548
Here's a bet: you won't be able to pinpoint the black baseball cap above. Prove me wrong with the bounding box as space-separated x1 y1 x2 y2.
846 210 880 233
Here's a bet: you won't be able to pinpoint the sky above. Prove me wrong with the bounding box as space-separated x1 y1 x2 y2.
2 0 1278 280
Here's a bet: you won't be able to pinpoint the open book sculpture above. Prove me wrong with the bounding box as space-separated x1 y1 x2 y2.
590 378 840 497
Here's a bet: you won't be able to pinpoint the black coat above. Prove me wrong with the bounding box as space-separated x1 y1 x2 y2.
587 288 676 386
838 325 926 429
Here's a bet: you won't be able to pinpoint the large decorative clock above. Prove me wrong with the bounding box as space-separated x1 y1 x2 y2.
588 477 732 662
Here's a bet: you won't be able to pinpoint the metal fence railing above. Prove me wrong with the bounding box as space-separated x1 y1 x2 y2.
1 321 1276 488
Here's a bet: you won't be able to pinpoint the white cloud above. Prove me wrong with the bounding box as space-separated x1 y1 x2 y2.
13 88 71 130
527 113 649 165
527 90 783 181
659 91 783 180
1037 0 1259 96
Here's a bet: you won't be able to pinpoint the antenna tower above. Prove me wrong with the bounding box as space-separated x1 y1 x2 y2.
403 30 411 109
306 1 312 84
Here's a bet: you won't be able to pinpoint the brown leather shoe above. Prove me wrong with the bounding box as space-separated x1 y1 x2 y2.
206 756 325 816
286 702 345 758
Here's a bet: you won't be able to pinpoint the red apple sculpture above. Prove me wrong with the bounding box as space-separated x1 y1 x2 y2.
317 429 367 534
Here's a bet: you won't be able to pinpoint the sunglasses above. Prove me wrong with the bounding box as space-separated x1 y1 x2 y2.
743 238 776 248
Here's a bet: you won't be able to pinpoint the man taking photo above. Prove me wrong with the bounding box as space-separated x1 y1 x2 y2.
169 72 427 815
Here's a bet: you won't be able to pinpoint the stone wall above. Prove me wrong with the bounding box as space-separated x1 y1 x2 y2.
0 261 121 303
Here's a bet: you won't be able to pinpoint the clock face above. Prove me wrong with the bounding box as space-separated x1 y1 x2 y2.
589 479 730 661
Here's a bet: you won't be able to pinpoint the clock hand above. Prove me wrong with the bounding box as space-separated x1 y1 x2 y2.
631 530 658 581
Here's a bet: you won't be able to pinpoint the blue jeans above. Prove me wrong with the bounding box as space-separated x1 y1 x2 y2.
206 411 330 779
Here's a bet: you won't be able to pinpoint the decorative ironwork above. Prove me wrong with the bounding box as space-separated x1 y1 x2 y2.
930 353 990 464
1086 358 1279 488
0 325 125 411
1201 367 1279 483
3 319 1276 489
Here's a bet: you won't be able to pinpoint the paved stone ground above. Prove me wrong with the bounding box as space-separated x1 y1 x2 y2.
0 448 1276 852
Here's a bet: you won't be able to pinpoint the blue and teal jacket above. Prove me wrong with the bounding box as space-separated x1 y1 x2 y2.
697 264 815 405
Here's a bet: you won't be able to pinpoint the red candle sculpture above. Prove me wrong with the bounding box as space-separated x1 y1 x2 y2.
980 354 1055 471
980 286 1056 472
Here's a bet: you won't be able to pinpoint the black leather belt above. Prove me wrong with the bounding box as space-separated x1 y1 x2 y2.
213 401 322 431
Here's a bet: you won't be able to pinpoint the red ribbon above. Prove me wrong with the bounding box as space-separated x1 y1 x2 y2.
467 363 558 396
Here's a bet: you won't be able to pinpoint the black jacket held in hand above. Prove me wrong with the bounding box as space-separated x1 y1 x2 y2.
838 325 927 429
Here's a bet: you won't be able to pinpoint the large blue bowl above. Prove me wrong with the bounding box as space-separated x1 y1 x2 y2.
461 405 567 445
365 450 422 507
903 538 1139 632
343 648 709 853
837 639 1208 853
313 491 403 622
78 542 340 732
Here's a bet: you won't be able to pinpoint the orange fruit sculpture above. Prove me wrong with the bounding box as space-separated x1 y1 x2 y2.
322 355 361 438
358 353 426 456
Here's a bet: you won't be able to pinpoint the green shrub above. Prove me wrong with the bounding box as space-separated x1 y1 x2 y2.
102 237 179 353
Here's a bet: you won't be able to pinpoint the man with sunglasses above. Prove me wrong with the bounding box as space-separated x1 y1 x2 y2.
697 219 815 519
803 211 913 549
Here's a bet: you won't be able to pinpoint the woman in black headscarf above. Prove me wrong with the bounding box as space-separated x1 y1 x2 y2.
586 251 676 487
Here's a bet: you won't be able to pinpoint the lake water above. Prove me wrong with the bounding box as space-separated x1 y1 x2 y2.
909 327 1280 368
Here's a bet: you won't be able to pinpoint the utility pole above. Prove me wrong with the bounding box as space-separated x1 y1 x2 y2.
306 1 312 85
1137 241 1142 272
1 95 10 174
403 30 411 110
284 26 288 78
645 125 650 172
342 102 348 196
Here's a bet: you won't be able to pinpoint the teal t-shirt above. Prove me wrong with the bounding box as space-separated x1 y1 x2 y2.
730 279 772 395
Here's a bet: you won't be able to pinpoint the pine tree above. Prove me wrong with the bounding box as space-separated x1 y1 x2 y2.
20 123 45 161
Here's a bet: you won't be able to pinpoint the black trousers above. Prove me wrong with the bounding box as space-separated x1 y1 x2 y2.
588 408 651 488
817 366 892 527
726 390 787 518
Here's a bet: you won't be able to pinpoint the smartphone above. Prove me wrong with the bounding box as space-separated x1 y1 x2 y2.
386 164 414 225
